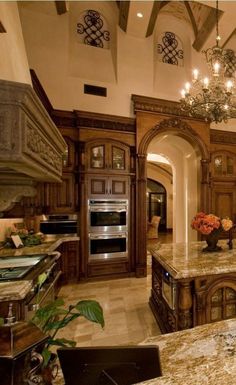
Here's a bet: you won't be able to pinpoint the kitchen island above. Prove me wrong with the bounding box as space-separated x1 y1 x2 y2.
0 236 80 321
148 240 236 333
137 318 236 385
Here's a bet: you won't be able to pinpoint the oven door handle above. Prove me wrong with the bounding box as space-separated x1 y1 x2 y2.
90 208 126 212
90 234 126 239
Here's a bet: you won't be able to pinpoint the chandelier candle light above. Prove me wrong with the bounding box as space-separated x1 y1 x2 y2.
180 0 236 123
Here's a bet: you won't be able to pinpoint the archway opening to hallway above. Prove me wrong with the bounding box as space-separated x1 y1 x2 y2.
147 133 200 243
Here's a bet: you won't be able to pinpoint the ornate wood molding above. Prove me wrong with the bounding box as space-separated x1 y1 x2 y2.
75 110 136 132
51 109 76 128
131 94 203 121
210 129 236 145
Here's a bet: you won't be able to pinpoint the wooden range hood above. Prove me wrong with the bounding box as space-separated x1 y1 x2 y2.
0 79 66 213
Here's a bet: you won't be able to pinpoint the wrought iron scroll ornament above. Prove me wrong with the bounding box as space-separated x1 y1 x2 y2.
157 32 183 65
77 10 110 48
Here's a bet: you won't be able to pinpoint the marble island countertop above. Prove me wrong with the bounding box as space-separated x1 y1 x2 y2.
136 318 236 385
148 239 236 279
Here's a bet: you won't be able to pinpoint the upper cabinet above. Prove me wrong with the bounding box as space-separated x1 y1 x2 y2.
86 141 130 174
212 152 236 177
62 137 76 172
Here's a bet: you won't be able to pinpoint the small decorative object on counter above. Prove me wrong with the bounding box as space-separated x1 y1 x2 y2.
3 224 43 248
191 212 233 252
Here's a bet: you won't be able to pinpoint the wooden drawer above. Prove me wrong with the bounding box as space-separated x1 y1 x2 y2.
88 261 129 277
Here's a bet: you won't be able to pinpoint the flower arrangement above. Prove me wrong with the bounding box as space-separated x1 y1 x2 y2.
191 212 233 235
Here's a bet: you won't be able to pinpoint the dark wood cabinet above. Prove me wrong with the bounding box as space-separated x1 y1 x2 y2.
86 141 130 174
87 175 129 199
46 173 77 213
150 256 236 334
211 151 236 177
57 241 79 284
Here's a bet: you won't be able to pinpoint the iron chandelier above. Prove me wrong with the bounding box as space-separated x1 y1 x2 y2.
180 0 236 124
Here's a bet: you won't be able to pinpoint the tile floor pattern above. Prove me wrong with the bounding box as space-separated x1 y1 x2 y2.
56 232 172 348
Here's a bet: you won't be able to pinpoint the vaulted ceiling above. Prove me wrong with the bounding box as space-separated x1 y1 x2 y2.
22 1 236 52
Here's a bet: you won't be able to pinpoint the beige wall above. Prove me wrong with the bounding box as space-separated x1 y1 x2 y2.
0 2 31 84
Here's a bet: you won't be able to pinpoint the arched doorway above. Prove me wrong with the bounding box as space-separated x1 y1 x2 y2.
135 117 210 277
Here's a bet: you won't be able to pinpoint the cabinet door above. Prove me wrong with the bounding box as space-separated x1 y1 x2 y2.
212 152 235 177
88 175 108 198
110 144 129 173
109 176 129 198
47 173 75 213
85 141 130 174
57 241 79 284
62 137 75 172
88 175 129 199
206 281 236 323
211 185 236 220
87 144 106 172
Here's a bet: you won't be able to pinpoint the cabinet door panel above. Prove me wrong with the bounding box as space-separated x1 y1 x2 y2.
47 174 75 213
110 177 129 198
88 175 107 197
211 187 235 219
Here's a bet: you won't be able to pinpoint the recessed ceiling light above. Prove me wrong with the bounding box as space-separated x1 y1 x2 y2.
137 12 143 18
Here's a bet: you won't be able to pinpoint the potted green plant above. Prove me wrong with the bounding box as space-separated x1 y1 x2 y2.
31 297 104 384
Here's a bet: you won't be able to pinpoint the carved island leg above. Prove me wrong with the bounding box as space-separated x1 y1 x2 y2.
178 281 193 330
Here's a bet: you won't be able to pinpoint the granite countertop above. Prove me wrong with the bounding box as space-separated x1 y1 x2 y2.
0 280 33 301
148 240 236 279
136 318 236 385
0 235 80 258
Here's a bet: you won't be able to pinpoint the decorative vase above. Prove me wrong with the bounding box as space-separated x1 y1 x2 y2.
202 229 222 252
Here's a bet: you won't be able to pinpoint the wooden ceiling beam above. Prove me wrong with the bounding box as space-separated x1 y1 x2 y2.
0 21 6 33
118 1 130 32
193 7 223 52
55 1 68 16
146 1 169 38
184 1 198 39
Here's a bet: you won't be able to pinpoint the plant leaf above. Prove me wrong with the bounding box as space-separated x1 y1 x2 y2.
75 300 105 328
48 337 76 347
45 313 80 331
42 347 52 368
0 317 4 326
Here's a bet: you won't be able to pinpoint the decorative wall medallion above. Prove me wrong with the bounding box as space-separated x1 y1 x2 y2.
157 32 184 65
77 10 110 48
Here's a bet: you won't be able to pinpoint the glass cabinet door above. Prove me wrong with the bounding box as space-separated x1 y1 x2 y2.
214 155 223 175
112 146 125 170
90 145 105 169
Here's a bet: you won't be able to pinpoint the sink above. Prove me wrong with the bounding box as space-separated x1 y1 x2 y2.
58 345 162 385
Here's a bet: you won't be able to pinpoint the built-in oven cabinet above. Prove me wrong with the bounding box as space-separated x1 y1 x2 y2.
85 142 130 174
88 175 129 199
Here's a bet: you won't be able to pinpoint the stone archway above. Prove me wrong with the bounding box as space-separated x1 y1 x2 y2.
135 117 210 277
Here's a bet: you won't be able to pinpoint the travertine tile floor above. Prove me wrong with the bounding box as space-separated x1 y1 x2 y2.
57 232 172 348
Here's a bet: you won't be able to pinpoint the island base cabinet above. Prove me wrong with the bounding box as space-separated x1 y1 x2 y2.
150 256 236 333
57 241 79 285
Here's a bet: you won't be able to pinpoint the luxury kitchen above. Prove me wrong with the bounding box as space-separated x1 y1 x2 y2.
2 1 236 384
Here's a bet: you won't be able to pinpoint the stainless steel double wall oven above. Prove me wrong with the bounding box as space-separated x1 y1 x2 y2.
88 199 128 261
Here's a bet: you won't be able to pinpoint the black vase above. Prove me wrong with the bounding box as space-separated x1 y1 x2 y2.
202 230 222 252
